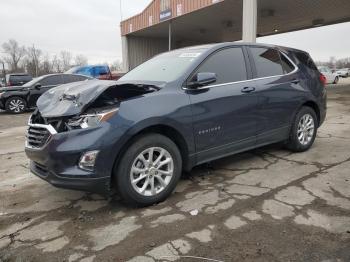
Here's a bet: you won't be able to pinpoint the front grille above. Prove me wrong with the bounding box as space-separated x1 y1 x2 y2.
26 126 51 148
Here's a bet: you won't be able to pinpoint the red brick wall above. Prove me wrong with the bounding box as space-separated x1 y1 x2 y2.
121 0 224 35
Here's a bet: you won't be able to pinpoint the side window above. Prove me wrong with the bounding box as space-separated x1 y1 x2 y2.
193 48 247 85
280 53 295 74
40 75 63 86
63 75 88 83
250 47 284 78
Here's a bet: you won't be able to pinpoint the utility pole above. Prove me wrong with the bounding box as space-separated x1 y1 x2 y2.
119 0 123 21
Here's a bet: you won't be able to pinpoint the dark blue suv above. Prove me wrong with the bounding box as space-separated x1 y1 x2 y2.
25 43 327 206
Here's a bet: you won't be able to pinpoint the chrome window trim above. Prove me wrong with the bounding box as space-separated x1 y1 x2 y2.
182 51 299 91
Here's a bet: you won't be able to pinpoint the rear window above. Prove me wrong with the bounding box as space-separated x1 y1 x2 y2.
9 75 32 82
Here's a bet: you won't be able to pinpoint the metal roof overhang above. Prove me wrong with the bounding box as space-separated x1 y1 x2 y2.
125 0 350 43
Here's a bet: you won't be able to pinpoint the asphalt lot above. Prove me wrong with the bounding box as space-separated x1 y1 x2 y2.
1 79 350 262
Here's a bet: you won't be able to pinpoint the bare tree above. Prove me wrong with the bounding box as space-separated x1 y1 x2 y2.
60 51 72 71
74 54 88 66
51 55 62 73
110 60 123 71
41 53 53 75
26 45 42 77
2 39 26 72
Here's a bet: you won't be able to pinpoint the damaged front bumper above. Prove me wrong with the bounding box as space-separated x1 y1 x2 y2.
24 117 119 195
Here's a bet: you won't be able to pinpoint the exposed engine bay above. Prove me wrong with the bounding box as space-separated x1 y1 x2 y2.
30 82 159 133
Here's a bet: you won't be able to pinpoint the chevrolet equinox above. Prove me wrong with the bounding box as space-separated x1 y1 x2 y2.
25 43 327 206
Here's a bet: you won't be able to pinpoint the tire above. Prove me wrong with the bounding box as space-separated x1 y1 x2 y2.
115 133 182 207
285 106 318 152
333 77 339 84
5 96 27 114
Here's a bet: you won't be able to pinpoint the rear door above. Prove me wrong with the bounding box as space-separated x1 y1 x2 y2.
248 46 300 145
187 47 258 163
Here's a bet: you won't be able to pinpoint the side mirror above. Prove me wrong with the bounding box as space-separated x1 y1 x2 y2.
188 72 217 89
34 83 42 89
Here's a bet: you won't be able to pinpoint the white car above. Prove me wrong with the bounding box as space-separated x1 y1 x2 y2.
318 66 339 84
336 68 349 78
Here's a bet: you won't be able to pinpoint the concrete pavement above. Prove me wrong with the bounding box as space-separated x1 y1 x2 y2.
0 80 350 262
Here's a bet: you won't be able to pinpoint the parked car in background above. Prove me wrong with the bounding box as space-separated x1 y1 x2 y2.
25 43 326 206
0 74 91 113
66 65 122 80
317 66 339 84
336 68 349 78
5 73 32 86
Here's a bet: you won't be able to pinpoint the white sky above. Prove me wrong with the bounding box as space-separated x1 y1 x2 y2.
0 0 349 64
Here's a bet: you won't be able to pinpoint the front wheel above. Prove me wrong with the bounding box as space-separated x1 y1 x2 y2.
285 107 318 152
333 76 339 84
114 134 182 207
5 96 27 113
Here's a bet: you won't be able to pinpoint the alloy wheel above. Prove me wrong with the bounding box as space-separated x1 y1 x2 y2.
297 114 315 145
8 99 25 113
130 147 174 196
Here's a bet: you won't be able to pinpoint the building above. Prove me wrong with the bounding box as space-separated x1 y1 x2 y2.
120 0 350 71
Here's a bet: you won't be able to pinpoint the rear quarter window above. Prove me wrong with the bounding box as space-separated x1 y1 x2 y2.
294 52 318 71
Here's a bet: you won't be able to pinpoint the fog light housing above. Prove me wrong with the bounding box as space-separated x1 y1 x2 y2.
79 151 99 171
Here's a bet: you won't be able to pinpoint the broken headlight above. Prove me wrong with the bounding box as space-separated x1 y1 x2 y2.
67 108 119 129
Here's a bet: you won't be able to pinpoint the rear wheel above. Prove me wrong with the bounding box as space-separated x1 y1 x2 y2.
115 134 182 207
5 97 27 113
285 106 318 152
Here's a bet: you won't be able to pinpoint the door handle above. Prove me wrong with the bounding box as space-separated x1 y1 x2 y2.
241 86 256 93
291 79 300 84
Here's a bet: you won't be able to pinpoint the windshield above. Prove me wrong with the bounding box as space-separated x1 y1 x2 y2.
120 49 205 83
23 76 45 87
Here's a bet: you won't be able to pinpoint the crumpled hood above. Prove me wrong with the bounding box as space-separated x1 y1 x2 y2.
37 80 118 118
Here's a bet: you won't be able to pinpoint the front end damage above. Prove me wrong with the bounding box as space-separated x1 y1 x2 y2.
25 80 160 195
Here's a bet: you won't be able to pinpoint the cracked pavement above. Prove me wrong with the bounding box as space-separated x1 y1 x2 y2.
1 80 350 262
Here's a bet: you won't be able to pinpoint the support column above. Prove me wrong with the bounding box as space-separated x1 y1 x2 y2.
121 36 130 72
168 21 172 51
242 0 257 43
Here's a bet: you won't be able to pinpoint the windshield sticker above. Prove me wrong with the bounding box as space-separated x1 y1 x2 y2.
179 53 201 58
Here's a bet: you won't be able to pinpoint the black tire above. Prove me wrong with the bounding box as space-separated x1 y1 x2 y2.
333 77 339 84
285 106 318 152
5 96 27 114
114 133 182 207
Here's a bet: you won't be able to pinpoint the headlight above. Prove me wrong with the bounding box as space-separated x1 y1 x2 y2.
68 108 118 129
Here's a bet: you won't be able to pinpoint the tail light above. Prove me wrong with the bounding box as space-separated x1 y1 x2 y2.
319 74 327 86
8 81 12 86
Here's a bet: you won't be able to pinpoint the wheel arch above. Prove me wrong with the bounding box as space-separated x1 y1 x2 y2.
300 100 321 126
111 123 192 189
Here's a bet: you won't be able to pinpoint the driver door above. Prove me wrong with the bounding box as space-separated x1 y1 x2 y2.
186 47 258 163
